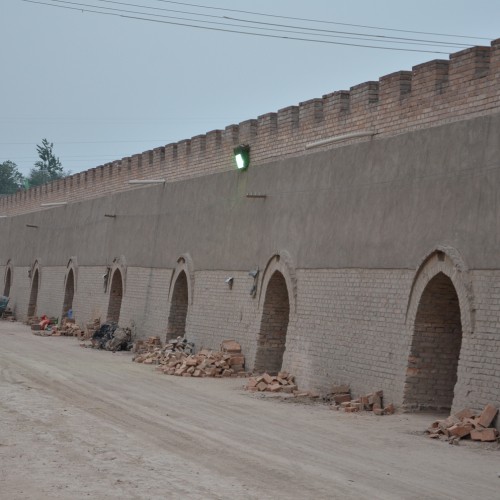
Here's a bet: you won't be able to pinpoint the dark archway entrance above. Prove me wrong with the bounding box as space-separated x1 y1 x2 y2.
4 267 12 297
107 270 123 323
404 272 463 411
62 269 75 319
254 271 290 374
28 269 39 318
167 271 188 341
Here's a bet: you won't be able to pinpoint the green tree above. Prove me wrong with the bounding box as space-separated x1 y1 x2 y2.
28 138 66 187
0 160 24 195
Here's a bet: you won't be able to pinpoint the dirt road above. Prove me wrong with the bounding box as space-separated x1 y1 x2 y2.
0 321 498 499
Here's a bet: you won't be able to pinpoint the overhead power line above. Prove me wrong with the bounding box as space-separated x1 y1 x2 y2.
91 0 472 47
21 0 454 54
147 0 492 41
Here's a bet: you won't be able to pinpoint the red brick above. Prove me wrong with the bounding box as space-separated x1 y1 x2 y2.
330 385 350 395
454 408 476 420
477 404 498 428
333 394 351 404
448 423 473 438
470 428 499 442
256 381 267 391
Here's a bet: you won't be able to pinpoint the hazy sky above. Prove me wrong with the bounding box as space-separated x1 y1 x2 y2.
1 0 499 176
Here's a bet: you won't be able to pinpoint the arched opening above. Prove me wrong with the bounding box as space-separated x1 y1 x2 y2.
4 267 12 297
62 269 75 320
254 271 290 374
404 272 463 411
167 270 188 341
28 269 39 318
106 270 123 323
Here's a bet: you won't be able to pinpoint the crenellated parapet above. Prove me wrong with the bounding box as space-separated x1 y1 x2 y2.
2 39 500 215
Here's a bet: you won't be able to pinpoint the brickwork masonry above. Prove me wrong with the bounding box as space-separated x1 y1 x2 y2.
2 41 500 216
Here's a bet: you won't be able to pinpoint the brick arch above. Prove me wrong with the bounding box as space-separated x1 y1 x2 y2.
254 252 296 374
62 258 78 320
3 259 13 297
405 246 474 336
168 254 194 305
109 255 127 294
106 268 124 323
166 255 194 341
258 250 297 314
27 260 41 318
403 247 474 411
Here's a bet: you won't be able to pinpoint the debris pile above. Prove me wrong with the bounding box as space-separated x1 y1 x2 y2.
329 386 395 415
426 404 499 443
83 318 101 340
30 315 59 336
245 372 298 393
134 339 247 378
51 319 84 337
87 322 132 351
1 307 15 321
134 335 194 356
134 336 162 354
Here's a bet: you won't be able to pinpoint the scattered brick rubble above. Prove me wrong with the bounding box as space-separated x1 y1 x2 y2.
245 372 298 393
328 385 395 414
426 404 499 443
134 335 194 356
134 339 247 378
51 318 84 337
27 316 85 337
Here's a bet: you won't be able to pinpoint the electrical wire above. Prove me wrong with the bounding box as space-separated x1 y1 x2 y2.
21 0 452 54
91 0 472 47
146 0 492 41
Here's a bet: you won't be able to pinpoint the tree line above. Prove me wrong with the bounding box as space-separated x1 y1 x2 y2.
0 139 70 195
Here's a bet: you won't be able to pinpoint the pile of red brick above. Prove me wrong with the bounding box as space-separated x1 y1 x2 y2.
245 372 298 393
134 339 247 378
133 336 162 354
426 404 499 442
51 319 83 337
329 385 395 415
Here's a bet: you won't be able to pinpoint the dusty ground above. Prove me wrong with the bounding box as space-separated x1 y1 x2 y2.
0 321 499 500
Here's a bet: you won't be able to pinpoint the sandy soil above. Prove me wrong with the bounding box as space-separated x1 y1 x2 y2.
0 321 499 500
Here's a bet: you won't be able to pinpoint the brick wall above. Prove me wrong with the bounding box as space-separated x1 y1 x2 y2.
35 266 65 320
2 41 500 216
452 270 500 415
9 267 30 320
284 269 412 403
118 267 172 342
186 270 260 361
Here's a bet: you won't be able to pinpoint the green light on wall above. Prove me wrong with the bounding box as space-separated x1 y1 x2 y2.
233 145 250 171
